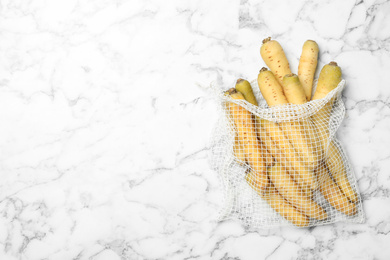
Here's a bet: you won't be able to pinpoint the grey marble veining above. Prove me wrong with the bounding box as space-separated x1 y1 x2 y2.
0 0 389 259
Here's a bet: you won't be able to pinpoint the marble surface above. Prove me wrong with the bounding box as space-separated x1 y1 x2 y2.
0 0 389 259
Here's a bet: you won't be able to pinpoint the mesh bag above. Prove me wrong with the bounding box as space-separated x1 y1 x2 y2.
210 79 364 228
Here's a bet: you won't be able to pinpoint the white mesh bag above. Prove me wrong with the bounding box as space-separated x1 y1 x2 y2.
210 79 364 228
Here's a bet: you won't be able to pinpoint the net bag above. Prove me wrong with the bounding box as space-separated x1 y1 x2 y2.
210 79 364 228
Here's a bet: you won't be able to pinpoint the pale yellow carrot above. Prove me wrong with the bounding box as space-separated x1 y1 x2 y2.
246 172 310 227
258 69 319 171
235 79 258 106
268 163 327 220
234 81 274 167
257 67 288 107
317 164 357 216
311 62 357 202
312 61 342 101
279 120 318 171
324 141 358 203
257 124 313 198
281 73 321 170
260 119 318 190
228 89 268 189
260 37 292 86
282 73 307 104
298 40 319 100
233 135 246 165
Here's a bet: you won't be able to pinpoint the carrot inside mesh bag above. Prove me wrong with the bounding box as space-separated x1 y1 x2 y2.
210 38 364 228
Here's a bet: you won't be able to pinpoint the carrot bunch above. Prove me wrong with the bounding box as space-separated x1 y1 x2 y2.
226 37 358 227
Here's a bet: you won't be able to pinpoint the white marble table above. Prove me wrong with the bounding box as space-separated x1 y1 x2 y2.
1 0 389 259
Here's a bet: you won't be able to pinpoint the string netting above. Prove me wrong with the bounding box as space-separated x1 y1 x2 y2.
209 79 364 228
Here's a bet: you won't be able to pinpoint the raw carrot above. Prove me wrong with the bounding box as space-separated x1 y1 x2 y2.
311 62 357 202
246 172 310 227
281 73 321 171
268 163 327 220
259 69 319 171
282 73 307 104
228 89 268 189
257 67 288 107
312 62 342 101
279 120 319 171
298 40 319 100
233 82 274 166
260 119 318 190
259 139 274 167
324 140 358 203
235 79 258 106
316 164 357 216
233 135 246 165
311 62 342 128
260 37 291 86
257 124 313 198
